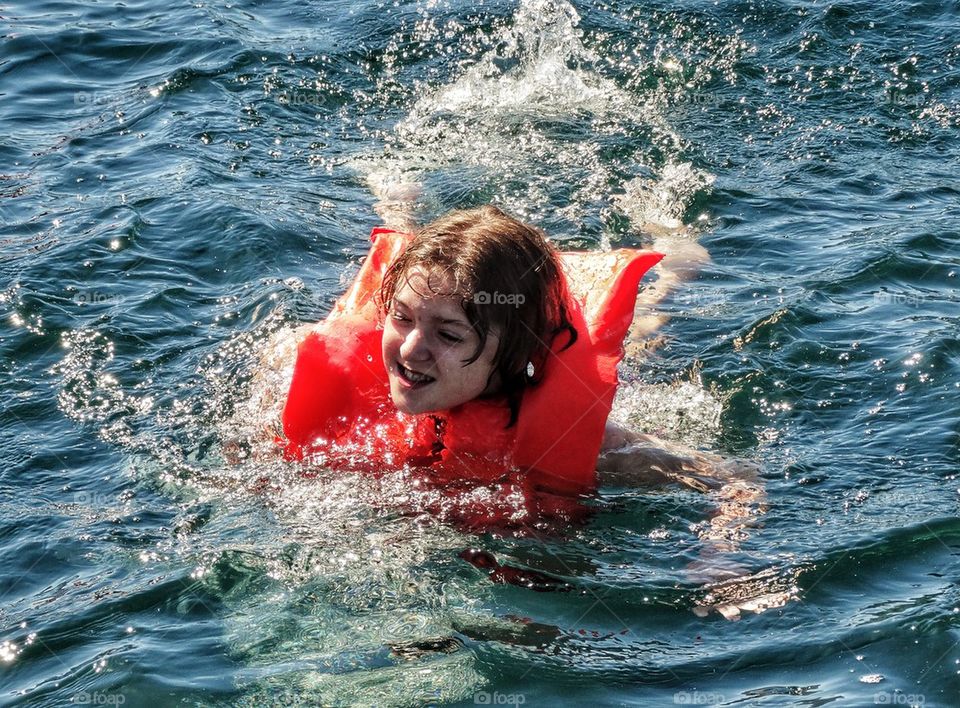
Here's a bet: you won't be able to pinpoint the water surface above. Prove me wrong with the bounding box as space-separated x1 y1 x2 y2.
1 0 959 705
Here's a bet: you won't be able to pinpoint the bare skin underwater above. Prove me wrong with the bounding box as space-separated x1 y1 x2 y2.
222 181 796 652
370 178 798 621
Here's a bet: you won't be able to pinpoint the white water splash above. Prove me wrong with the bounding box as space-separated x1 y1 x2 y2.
355 0 710 233
405 0 612 118
609 377 725 449
617 161 716 232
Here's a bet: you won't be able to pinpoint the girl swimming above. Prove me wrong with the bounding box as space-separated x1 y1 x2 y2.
280 204 663 496
234 198 780 616
282 203 757 504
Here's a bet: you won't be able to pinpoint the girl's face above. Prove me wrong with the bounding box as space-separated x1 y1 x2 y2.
382 268 500 415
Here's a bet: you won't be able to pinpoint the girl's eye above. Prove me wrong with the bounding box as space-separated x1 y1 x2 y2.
438 331 463 344
391 311 410 322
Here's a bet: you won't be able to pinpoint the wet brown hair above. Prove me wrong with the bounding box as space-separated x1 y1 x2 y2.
378 205 578 426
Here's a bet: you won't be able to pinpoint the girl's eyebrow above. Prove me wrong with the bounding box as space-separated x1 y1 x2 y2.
436 316 470 328
393 296 471 329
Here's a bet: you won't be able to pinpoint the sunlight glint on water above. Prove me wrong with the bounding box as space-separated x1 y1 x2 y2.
2 0 958 704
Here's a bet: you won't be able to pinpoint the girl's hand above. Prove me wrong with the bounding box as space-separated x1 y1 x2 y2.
598 423 796 619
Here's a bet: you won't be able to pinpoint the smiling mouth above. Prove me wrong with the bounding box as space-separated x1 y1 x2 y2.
397 362 436 387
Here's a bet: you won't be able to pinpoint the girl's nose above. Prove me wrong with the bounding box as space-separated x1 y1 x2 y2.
399 328 431 361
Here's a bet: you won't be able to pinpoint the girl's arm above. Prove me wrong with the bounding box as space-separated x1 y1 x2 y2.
598 421 786 619
628 235 711 354
598 421 764 547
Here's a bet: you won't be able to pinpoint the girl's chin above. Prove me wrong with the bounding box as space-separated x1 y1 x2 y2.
389 377 472 415
389 390 434 415
394 401 437 415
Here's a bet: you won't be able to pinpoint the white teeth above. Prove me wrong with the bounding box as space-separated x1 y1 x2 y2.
399 364 434 384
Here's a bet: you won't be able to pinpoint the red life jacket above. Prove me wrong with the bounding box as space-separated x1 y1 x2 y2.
281 227 663 496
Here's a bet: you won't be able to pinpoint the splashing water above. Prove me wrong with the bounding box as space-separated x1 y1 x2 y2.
617 161 716 233
355 0 713 235
610 375 725 450
409 0 608 115
34 0 776 704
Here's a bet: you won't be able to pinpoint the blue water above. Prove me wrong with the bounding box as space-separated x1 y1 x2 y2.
1 0 959 705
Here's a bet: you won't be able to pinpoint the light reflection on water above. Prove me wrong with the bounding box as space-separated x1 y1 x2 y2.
1 0 958 704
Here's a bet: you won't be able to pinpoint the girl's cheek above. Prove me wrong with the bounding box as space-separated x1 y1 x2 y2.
381 324 401 355
437 342 468 364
